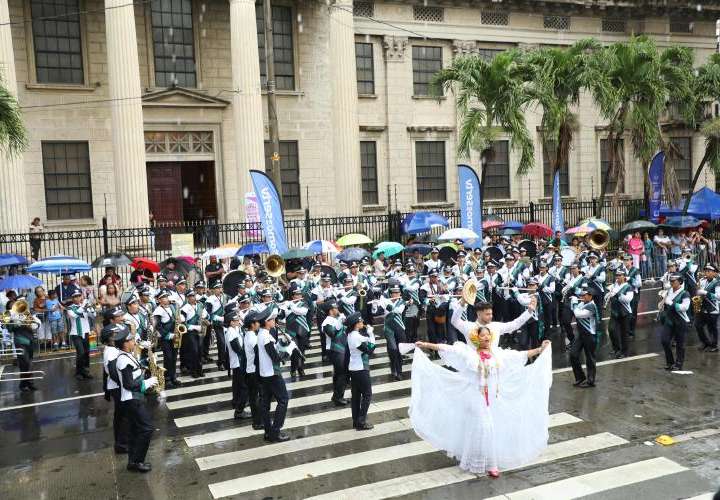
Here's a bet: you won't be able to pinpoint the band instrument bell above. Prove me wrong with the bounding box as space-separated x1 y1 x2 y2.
266 254 286 278
587 229 610 251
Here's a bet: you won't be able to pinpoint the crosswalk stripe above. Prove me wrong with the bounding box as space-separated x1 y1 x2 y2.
196 412 580 471
208 429 621 499
173 378 411 427
185 397 411 447
303 432 629 500
483 457 687 500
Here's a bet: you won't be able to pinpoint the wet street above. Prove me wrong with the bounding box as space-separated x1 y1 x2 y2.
1 288 719 499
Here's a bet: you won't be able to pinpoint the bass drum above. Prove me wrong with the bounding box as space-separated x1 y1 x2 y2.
483 246 504 263
518 239 537 258
560 247 578 267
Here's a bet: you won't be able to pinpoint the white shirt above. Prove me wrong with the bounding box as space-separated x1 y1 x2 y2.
244 329 258 374
116 352 143 402
180 302 205 331
152 304 174 324
347 326 375 371
257 328 278 377
321 315 342 350
103 345 120 390
225 325 243 370
66 303 92 337
451 303 532 350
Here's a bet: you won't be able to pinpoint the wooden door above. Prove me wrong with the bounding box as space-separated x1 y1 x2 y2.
147 163 182 251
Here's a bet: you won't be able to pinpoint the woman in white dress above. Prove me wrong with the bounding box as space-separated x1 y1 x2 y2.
411 326 552 478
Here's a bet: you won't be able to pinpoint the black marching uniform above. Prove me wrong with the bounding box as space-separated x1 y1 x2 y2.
257 311 290 442
347 313 376 430
570 291 600 387
659 281 691 370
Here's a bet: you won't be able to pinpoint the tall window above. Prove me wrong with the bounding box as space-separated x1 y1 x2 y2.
600 138 624 194
543 141 569 197
42 142 93 220
264 141 300 209
256 3 295 90
150 0 196 87
355 42 375 95
30 0 84 84
360 141 378 205
484 141 510 199
670 137 692 192
412 46 442 96
415 141 446 203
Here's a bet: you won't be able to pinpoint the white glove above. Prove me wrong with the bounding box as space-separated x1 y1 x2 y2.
697 289 708 296
570 296 579 305
140 340 152 350
511 287 518 294
145 376 158 389
167 333 175 340
366 325 374 335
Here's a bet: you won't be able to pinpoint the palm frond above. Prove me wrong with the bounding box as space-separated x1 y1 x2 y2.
0 76 27 158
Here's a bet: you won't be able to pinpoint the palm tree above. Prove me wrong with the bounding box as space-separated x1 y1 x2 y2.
432 50 534 206
523 39 601 200
0 72 27 158
585 36 679 217
681 53 720 214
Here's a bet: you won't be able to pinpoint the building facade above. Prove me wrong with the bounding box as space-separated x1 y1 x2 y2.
1 0 718 233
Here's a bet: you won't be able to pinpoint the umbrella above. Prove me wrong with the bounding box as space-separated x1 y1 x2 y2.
404 243 432 255
565 224 594 236
438 245 458 263
660 216 704 230
401 211 450 234
303 240 339 254
337 247 370 262
28 256 91 274
438 228 479 241
502 220 524 231
131 257 161 273
281 248 315 260
0 274 43 290
374 241 404 258
500 228 521 236
222 270 248 296
579 217 612 231
161 257 195 274
523 222 553 238
91 252 132 268
202 244 241 259
336 233 373 246
621 220 657 235
237 242 270 256
482 220 504 230
0 254 28 267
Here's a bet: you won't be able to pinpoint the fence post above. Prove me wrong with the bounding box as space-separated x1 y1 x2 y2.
102 216 109 254
592 198 597 218
304 208 311 242
395 211 402 241
529 201 535 222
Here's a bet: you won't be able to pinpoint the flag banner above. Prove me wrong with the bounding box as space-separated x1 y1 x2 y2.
552 169 565 234
648 151 665 223
249 170 289 255
244 192 262 239
457 164 482 246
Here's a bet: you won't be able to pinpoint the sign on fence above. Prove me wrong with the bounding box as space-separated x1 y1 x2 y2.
245 192 262 239
171 233 194 256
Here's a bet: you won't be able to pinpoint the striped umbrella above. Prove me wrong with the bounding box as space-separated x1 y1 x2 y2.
303 240 340 254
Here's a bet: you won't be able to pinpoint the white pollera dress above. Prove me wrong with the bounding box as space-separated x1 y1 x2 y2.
408 341 553 473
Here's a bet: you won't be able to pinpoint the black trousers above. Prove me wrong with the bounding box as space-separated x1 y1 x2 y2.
609 315 631 356
552 295 563 327
290 333 309 374
109 388 128 449
160 338 177 382
629 292 640 335
661 322 688 368
559 303 575 344
695 312 719 348
403 314 419 343
179 329 190 370
350 369 372 427
569 330 597 384
386 331 405 377
231 367 248 410
245 372 262 425
123 399 154 464
426 315 446 344
519 320 541 350
260 374 289 437
184 332 202 374
592 293 604 322
70 335 90 376
213 324 227 369
331 350 350 402
30 238 41 260
16 342 34 388
316 311 328 359
541 300 555 330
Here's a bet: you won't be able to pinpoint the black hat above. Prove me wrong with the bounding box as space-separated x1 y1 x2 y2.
429 269 439 277
185 289 197 297
669 273 683 282
176 278 187 286
70 290 82 298
124 294 139 305
538 262 548 269
553 255 563 261
343 276 354 283
579 285 593 296
615 268 626 276
705 264 718 272
289 284 303 295
140 288 152 296
321 273 332 281
108 305 125 317
344 311 363 330
243 310 260 328
224 302 239 314
350 261 359 268
156 290 170 299
226 310 240 322
457 251 466 257
589 252 600 259
211 280 223 289
237 293 250 304
487 260 498 268
261 288 272 297
157 275 168 283
111 324 133 344
323 300 339 313
430 247 439 254
194 280 206 288
527 277 539 285
569 263 579 269
622 254 632 261
100 324 117 344
389 285 401 293
475 265 485 272
256 306 272 324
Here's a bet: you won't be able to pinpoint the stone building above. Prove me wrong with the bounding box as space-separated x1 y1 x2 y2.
0 0 718 233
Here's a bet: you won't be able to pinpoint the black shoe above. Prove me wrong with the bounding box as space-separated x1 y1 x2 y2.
573 379 587 387
234 410 251 419
75 374 84 381
263 433 271 442
20 386 31 393
699 345 710 351
298 369 306 377
171 379 182 387
672 364 683 371
394 374 403 381
180 368 190 376
331 398 348 407
82 372 93 380
707 347 719 353
28 384 38 391
127 462 151 473
664 364 674 371
114 445 128 454
290 371 297 379
269 432 290 442
252 423 264 430
615 353 626 359
356 422 374 430
579 381 595 388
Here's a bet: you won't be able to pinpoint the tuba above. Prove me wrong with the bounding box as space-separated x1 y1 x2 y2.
587 229 610 251
1 300 35 327
266 254 286 278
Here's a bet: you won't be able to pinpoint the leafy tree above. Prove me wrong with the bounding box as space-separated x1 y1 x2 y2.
0 72 27 158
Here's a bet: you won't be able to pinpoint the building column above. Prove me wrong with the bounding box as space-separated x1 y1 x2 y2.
0 0 28 233
329 0 362 215
229 0 265 219
105 0 149 227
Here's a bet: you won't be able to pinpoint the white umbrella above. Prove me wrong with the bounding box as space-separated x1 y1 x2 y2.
438 228 479 241
201 245 241 259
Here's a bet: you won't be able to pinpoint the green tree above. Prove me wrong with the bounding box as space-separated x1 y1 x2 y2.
432 50 534 206
682 53 720 214
0 72 27 158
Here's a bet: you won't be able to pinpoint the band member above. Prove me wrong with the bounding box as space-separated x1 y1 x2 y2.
536 263 556 331
486 261 504 322
372 285 406 380
257 308 290 442
243 310 265 429
583 252 606 318
322 301 349 406
695 264 720 352
8 300 40 392
401 265 422 343
338 276 358 317
516 279 543 350
124 296 149 342
101 324 128 453
569 286 600 388
168 279 187 308
205 281 227 370
550 255 568 328
607 269 633 359
225 310 250 420
500 254 530 322
420 270 448 346
114 324 157 473
67 290 94 380
346 312 376 430
285 284 311 378
139 288 155 320
621 255 642 337
678 254 698 297
312 273 336 361
423 248 442 275
180 289 207 378
659 274 691 371
152 290 182 388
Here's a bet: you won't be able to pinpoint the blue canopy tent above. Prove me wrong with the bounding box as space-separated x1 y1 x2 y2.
644 187 720 220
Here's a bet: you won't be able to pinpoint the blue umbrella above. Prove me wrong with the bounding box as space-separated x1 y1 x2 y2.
401 211 450 234
28 255 91 274
337 247 370 263
503 220 524 231
500 228 521 236
0 254 28 267
660 216 703 230
0 274 43 290
237 242 270 256
405 243 432 255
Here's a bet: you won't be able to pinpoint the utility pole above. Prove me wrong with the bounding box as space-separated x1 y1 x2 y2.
264 0 282 189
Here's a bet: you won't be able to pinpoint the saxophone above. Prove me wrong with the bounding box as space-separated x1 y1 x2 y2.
692 295 703 314
172 304 187 349
146 350 166 394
